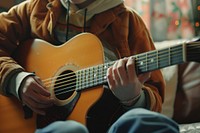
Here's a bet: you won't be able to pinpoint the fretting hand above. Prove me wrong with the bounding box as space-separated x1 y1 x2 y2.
107 57 151 104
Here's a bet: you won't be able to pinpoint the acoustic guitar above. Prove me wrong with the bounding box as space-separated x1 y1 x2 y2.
0 33 199 133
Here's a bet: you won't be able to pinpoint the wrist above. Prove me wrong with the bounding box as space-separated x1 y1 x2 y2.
120 93 141 106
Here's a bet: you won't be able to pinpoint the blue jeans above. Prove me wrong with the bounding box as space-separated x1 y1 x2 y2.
35 120 89 133
107 108 179 133
35 108 179 133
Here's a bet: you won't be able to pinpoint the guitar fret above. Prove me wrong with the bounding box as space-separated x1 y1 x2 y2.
156 50 159 69
83 70 85 88
168 47 171 65
96 65 100 85
90 67 94 87
91 67 95 86
158 49 166 68
76 71 79 91
77 70 82 91
137 54 145 73
103 64 108 82
87 67 90 87
98 65 101 84
80 70 82 90
85 68 89 88
83 69 86 89
93 66 97 86
170 45 183 65
147 52 157 71
82 69 84 89
99 64 104 84
145 53 148 72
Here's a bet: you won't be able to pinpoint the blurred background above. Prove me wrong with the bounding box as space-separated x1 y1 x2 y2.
124 0 200 42
0 0 200 42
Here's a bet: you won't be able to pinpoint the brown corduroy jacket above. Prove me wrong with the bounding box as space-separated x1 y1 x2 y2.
0 0 165 112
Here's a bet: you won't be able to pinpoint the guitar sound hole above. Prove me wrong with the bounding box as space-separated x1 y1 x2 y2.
54 70 76 100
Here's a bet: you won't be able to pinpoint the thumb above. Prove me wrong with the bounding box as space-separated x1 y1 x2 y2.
138 72 151 84
32 76 51 97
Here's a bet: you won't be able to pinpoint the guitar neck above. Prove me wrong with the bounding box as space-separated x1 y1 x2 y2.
135 44 186 74
75 42 188 91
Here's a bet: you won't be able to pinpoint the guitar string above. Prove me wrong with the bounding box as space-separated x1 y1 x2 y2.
44 42 200 95
43 43 184 86
51 56 182 96
53 48 200 96
45 47 183 90
40 42 200 96
44 41 199 89
186 43 200 60
49 44 200 96
44 47 182 90
42 43 184 84
53 55 183 96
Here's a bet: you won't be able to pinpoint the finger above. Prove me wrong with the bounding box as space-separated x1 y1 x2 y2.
34 75 44 85
22 83 53 107
33 77 51 97
117 58 128 85
138 72 151 84
24 76 51 97
126 57 137 82
107 67 116 89
112 61 121 85
28 89 53 106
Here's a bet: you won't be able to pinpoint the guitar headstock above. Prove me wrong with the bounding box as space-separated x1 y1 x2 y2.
186 37 200 63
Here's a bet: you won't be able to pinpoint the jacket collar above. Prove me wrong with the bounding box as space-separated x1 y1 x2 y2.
89 3 126 35
46 0 126 37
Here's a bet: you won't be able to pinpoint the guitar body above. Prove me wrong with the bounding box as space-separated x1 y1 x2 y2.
0 95 36 133
0 33 114 133
2 33 198 133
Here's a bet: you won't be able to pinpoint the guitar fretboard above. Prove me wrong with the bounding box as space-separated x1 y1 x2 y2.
75 43 185 91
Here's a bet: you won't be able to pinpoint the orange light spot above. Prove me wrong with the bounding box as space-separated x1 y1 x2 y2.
175 20 179 26
198 6 200 11
195 22 200 27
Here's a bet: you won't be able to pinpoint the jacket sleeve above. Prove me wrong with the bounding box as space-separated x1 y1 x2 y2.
127 9 165 112
93 4 165 112
0 0 36 96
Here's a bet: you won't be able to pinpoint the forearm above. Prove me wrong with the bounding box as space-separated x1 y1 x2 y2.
0 1 33 96
0 56 24 96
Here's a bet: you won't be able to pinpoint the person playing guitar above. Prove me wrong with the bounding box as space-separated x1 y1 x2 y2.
0 0 189 133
